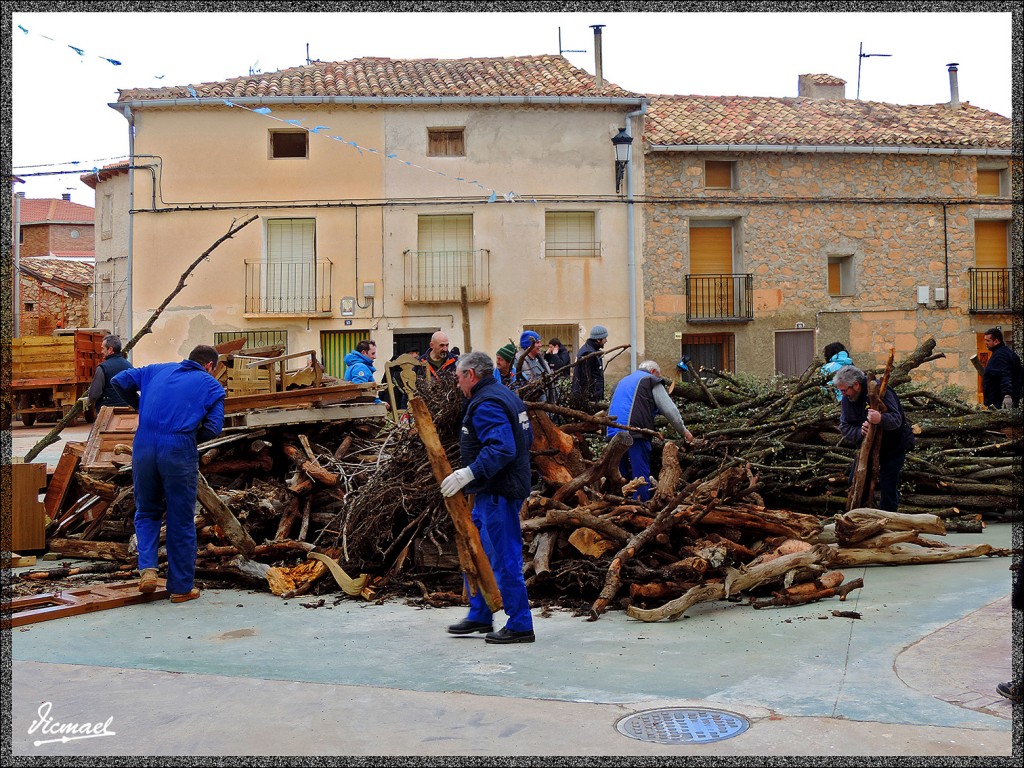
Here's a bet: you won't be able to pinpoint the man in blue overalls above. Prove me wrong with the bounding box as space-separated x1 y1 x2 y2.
112 345 226 603
441 351 536 644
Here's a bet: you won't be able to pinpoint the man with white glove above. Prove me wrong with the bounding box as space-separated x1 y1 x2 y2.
981 327 1022 411
442 351 536 644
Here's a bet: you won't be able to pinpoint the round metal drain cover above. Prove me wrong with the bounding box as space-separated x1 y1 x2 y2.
616 708 750 745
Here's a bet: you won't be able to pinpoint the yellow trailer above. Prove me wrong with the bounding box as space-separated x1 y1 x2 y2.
11 331 105 426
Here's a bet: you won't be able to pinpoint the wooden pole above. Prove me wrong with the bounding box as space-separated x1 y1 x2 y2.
460 285 472 352
195 471 257 558
408 396 502 612
847 348 895 511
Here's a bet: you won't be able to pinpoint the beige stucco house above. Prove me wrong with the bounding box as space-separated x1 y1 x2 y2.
111 56 647 384
640 71 1016 399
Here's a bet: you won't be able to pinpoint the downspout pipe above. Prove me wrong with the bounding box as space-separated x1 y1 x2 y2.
13 193 21 337
625 102 648 372
120 105 136 350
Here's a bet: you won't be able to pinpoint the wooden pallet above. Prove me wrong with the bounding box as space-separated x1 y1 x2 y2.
2 580 170 628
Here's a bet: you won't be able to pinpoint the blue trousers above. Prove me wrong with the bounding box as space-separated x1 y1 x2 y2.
133 433 199 594
619 438 653 502
465 493 533 632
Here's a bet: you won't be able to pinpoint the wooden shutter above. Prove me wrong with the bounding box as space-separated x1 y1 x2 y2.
977 169 1001 196
828 260 841 295
975 221 1008 268
705 161 733 189
689 226 734 317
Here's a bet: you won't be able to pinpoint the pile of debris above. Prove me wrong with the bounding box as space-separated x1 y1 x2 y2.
17 338 1018 623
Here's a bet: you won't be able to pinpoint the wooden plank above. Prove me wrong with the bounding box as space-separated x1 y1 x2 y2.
223 402 386 429
44 442 83 519
10 462 48 551
46 538 131 561
82 406 139 472
224 382 375 413
3 580 170 628
2 554 37 568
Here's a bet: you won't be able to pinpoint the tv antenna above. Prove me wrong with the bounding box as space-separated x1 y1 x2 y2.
558 27 586 55
249 59 261 76
857 42 892 100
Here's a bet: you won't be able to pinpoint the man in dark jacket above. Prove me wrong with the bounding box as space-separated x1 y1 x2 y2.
544 338 572 380
833 365 915 512
571 325 608 402
418 330 459 382
112 345 226 604
981 327 1023 410
441 351 535 644
87 335 132 410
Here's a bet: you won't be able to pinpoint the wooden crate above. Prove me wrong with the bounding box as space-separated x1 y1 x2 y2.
11 336 78 381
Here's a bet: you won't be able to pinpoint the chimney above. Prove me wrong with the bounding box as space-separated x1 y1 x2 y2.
62 193 72 201
798 73 847 100
947 63 960 109
16 191 26 198
590 24 605 87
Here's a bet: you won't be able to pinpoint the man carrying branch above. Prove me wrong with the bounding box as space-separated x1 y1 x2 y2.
441 351 536 644
834 365 915 512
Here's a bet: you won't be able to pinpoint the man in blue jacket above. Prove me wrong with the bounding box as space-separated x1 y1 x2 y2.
112 345 226 603
833 365 915 512
441 351 535 644
981 327 1023 410
608 360 697 502
343 339 378 384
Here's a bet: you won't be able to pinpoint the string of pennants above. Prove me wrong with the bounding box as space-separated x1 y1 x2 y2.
15 21 523 202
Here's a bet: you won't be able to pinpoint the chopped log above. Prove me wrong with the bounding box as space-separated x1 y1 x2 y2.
274 495 302 542
652 441 681 504
531 531 556 581
195 472 257 558
199 540 315 559
19 562 124 580
283 444 338 486
568 528 617 558
553 430 633 504
200 454 274 476
72 473 118 501
829 541 995 567
521 508 630 544
751 577 864 609
836 508 947 542
528 410 576 485
409 396 502 612
46 538 131 562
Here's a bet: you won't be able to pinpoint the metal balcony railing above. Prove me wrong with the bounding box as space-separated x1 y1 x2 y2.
969 268 1016 313
244 258 333 314
404 249 490 303
685 273 754 322
545 241 602 258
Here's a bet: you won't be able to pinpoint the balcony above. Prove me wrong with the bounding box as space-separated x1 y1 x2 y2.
404 249 490 303
685 273 754 322
969 268 1016 313
244 258 333 315
545 241 602 258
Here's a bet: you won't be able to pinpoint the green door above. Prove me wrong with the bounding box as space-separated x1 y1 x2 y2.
320 330 365 379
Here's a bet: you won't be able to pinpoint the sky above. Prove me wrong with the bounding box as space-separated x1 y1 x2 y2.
9 8 1017 206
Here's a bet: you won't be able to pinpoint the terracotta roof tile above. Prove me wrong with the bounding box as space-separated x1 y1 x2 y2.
19 257 95 295
118 55 641 101
646 95 1010 149
81 161 130 189
17 199 95 224
801 73 846 86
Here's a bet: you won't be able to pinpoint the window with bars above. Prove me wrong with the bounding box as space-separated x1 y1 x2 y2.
679 333 735 376
545 212 600 257
214 330 289 349
427 128 465 157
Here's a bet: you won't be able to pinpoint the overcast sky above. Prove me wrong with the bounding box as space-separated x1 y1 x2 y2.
10 8 1016 205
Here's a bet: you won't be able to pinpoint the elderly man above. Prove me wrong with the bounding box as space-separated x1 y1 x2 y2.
608 360 696 502
419 330 459 381
87 334 132 410
514 330 555 403
112 345 226 603
833 365 915 512
441 351 535 644
571 325 608 403
981 327 1023 410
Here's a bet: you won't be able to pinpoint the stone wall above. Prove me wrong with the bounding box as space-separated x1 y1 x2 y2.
641 151 1015 396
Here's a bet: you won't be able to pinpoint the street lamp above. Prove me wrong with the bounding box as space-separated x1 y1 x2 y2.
612 127 632 194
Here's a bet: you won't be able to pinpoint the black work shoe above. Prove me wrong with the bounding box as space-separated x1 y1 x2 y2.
447 619 493 635
996 681 1020 703
485 627 536 644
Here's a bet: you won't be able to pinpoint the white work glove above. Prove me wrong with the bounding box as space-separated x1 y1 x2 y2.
440 467 475 497
1003 395 1014 410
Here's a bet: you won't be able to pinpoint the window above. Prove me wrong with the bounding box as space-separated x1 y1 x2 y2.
25 302 34 312
977 168 1004 196
214 330 289 350
704 160 736 189
680 333 735 377
407 214 484 302
69 229 80 239
545 212 599 257
101 193 113 240
427 128 465 157
254 219 320 313
271 131 308 159
828 255 855 296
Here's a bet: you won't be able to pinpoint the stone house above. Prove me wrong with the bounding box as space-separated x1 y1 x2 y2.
13 194 96 336
81 162 131 338
640 71 1015 399
110 56 647 383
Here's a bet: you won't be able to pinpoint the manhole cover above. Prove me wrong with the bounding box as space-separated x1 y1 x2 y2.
616 708 750 745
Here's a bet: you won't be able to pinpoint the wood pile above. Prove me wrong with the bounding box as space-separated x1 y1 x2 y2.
18 338 1018 623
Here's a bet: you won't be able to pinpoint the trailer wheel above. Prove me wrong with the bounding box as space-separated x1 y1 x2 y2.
20 412 36 427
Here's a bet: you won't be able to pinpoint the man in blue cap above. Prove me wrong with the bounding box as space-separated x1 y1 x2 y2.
572 325 608 403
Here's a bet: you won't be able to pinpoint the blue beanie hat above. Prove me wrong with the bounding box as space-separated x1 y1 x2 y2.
520 330 540 349
589 325 609 340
